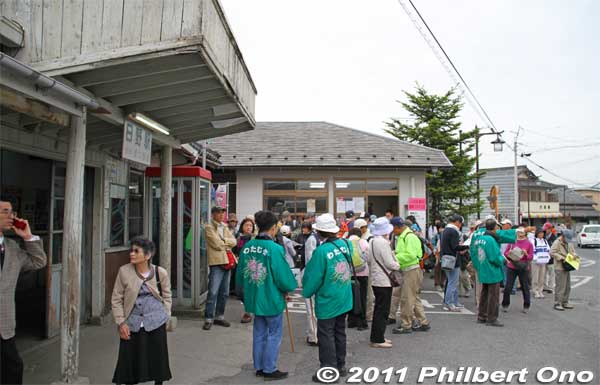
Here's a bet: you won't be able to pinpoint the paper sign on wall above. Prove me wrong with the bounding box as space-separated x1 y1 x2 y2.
307 199 316 213
336 198 346 213
354 197 365 213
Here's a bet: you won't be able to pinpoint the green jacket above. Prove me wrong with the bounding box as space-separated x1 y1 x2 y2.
302 238 353 320
235 237 297 316
470 229 516 284
395 227 422 270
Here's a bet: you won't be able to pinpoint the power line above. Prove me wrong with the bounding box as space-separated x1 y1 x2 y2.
520 156 595 187
398 0 499 132
526 142 600 153
550 155 600 169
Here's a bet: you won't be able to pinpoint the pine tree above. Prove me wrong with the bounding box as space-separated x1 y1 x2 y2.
385 85 483 222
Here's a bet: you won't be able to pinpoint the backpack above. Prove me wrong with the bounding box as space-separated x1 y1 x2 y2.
297 232 319 269
349 238 367 273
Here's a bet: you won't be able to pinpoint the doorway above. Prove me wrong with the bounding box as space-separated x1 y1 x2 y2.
368 195 398 217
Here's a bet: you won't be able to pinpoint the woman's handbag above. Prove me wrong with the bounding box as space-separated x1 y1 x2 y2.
441 254 456 271
370 239 403 288
223 250 238 270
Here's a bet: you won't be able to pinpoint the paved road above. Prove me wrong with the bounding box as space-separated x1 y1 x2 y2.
212 247 600 385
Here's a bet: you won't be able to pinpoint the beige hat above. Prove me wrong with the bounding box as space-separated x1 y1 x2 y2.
280 225 291 235
354 219 368 229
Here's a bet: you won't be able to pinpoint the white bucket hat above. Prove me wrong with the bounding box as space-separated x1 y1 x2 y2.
313 213 340 234
372 217 393 236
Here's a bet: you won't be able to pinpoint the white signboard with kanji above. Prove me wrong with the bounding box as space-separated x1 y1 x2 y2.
122 120 152 165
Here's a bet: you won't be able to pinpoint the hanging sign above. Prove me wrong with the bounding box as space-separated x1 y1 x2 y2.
122 120 152 165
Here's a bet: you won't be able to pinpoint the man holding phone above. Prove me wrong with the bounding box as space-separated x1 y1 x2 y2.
0 196 47 384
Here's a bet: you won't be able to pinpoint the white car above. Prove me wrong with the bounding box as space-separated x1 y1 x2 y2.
577 225 600 248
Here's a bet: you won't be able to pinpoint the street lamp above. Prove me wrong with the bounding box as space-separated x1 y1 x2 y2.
475 127 505 219
491 135 505 152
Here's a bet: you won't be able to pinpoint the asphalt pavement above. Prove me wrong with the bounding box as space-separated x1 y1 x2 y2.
212 246 600 385
22 247 599 384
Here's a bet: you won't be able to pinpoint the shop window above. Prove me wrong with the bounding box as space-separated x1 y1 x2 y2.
335 180 365 191
128 171 144 240
264 181 295 190
367 180 398 191
110 184 127 247
263 179 329 215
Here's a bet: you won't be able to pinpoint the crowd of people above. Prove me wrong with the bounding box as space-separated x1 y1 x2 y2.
109 207 581 384
0 193 582 384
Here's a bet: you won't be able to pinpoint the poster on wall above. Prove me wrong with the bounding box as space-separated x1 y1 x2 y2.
336 197 346 213
307 199 316 213
213 184 228 216
408 197 427 228
353 197 365 213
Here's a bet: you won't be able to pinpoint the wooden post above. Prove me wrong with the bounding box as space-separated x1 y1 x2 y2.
60 107 87 384
160 146 172 271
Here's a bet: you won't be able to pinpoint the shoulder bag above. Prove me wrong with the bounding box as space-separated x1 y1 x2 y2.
369 239 403 288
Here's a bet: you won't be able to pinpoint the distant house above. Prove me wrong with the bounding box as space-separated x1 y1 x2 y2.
207 121 452 222
551 187 600 228
574 185 600 213
477 166 561 226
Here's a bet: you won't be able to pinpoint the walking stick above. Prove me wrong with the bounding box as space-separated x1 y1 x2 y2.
285 303 295 353
309 297 318 343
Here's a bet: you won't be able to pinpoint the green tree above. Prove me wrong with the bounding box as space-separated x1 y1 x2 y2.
385 85 484 222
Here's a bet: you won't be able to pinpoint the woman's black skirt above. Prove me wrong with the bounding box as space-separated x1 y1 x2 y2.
112 324 172 384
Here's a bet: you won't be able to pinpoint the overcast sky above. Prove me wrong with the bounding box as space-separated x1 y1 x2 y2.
220 0 599 188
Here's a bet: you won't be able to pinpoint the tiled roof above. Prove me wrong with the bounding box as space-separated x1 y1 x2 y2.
550 188 597 205
205 121 452 168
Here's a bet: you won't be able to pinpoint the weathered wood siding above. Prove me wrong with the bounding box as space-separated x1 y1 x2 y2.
0 0 255 119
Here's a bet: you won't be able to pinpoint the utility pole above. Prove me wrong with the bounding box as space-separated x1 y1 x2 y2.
459 130 463 214
513 126 522 225
475 126 480 219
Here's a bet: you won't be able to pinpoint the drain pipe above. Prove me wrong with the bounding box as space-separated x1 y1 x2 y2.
0 52 100 110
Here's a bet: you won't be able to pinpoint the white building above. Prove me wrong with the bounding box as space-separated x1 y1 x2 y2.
208 122 452 222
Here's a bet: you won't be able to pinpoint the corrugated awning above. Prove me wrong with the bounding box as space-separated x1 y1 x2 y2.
522 212 563 219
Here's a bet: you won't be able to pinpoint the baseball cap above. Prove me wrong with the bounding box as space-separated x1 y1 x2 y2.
280 225 291 235
345 210 355 219
501 218 512 226
211 206 226 214
390 217 405 227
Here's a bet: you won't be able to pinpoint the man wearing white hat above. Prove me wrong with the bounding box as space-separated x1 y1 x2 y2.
303 214 354 382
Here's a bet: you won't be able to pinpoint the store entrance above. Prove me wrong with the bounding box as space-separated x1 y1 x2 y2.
368 195 398 217
0 150 51 342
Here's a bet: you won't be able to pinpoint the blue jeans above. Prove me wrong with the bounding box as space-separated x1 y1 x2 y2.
503 265 517 292
444 267 460 306
253 314 283 374
205 266 231 321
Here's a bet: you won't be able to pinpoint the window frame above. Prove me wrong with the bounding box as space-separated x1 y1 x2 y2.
262 178 329 215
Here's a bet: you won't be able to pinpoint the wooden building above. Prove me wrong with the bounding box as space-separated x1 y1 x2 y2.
0 1 256 381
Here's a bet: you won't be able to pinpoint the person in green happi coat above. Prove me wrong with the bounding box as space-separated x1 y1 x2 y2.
470 218 518 327
236 211 297 381
302 214 354 383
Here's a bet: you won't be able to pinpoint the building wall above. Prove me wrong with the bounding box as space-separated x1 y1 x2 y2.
575 189 600 211
234 168 426 220
1 120 143 323
479 168 516 222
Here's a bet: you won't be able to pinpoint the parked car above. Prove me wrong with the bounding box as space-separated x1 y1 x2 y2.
577 225 600 248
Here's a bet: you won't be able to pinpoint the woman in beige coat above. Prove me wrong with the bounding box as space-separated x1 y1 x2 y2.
111 237 172 384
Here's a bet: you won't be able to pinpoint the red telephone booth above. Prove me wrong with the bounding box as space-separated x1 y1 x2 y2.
145 166 212 309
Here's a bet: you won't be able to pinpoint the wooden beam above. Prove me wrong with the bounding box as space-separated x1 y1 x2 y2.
145 97 231 119
178 124 254 144
168 111 244 131
109 78 222 106
0 87 71 127
160 146 172 271
60 107 87 383
87 66 211 98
